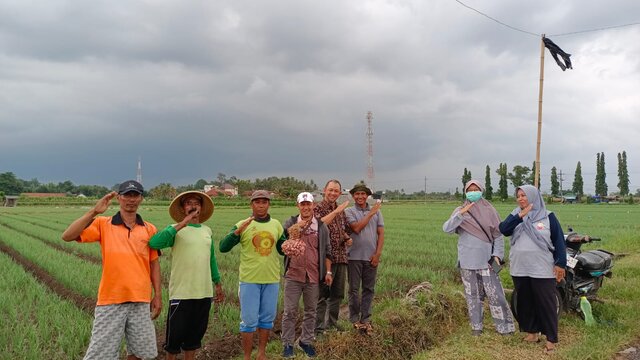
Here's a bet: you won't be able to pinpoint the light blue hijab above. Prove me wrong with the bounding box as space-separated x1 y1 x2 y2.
511 185 554 251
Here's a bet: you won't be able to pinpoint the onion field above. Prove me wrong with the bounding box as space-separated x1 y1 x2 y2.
1 202 639 359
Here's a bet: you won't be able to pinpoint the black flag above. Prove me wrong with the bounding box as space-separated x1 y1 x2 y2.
543 37 572 71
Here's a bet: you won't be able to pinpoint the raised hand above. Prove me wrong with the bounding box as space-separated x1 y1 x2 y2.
370 200 382 214
234 216 255 236
336 201 350 212
519 204 533 219
459 202 475 215
94 191 117 215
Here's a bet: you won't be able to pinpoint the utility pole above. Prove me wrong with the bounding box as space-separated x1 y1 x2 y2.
424 177 427 203
559 169 564 197
535 35 546 189
366 111 375 191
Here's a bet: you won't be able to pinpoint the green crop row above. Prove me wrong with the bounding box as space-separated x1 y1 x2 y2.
0 252 92 359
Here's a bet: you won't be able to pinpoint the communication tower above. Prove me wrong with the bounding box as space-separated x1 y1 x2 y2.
366 111 374 190
136 156 143 185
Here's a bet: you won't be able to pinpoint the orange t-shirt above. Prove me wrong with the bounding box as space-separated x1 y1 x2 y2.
79 213 159 305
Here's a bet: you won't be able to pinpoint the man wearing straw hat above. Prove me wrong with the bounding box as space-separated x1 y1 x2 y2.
149 191 224 360
220 190 286 360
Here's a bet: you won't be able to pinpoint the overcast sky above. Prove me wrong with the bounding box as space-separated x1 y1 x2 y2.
1 0 639 194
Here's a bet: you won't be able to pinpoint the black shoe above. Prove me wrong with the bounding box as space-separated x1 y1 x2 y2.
298 341 317 357
282 344 294 358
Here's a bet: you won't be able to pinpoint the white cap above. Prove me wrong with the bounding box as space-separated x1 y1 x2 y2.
296 192 314 203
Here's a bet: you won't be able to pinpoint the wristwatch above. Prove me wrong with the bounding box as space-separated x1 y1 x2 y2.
326 271 333 276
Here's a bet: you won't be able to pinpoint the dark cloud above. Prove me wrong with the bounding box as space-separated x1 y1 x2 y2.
1 0 639 193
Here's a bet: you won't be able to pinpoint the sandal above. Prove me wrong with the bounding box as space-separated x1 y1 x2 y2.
523 333 540 343
544 342 556 354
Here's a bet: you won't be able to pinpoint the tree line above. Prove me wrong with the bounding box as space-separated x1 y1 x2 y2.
0 171 318 200
460 150 632 201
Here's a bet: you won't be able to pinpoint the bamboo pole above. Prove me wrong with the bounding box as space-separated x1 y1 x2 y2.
535 34 545 189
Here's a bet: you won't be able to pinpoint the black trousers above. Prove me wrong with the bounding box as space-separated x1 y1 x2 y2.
512 276 559 343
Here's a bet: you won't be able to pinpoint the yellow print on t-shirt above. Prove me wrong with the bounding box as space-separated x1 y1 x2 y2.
252 231 275 256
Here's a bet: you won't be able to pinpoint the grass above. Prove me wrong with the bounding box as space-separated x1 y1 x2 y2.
1 201 639 359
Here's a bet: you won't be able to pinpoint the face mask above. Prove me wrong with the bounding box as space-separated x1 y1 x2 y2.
465 191 482 202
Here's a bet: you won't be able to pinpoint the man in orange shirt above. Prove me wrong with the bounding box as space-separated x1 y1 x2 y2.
62 180 161 360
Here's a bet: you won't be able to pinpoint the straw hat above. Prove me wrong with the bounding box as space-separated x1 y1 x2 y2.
169 191 214 223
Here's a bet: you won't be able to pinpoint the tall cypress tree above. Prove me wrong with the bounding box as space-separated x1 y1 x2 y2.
596 152 608 196
572 161 584 198
484 165 493 200
462 168 472 189
623 151 629 195
618 151 630 196
496 163 509 201
595 153 602 196
550 166 560 196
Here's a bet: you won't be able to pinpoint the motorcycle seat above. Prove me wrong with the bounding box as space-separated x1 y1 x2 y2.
576 250 613 272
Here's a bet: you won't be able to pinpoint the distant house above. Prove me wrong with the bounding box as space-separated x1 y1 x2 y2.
222 183 238 196
205 187 223 197
204 184 238 197
22 193 66 198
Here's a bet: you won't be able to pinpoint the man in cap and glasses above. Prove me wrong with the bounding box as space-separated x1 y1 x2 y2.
219 190 286 360
62 180 161 360
280 192 333 358
344 183 384 335
149 191 224 360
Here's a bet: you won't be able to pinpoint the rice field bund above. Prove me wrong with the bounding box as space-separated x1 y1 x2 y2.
1 201 639 360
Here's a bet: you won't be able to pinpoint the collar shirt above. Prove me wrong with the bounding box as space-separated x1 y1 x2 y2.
79 212 158 305
314 200 349 264
345 204 384 261
285 216 320 283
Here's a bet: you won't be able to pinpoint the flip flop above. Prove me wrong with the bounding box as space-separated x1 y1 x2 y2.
523 336 540 343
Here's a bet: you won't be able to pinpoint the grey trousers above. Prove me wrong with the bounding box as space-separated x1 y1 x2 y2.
84 302 157 360
348 260 377 324
460 268 515 334
281 278 319 346
316 263 348 332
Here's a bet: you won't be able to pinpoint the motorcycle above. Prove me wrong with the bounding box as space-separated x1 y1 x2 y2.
510 228 614 320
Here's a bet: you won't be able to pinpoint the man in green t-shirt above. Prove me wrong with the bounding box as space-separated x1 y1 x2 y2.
150 191 224 360
220 190 285 360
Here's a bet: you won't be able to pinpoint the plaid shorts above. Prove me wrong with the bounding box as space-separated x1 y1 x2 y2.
83 302 157 360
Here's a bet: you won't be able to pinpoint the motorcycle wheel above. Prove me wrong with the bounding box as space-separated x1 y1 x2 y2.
510 288 563 323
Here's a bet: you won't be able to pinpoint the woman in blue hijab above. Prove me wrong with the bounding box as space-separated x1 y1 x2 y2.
499 185 566 354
